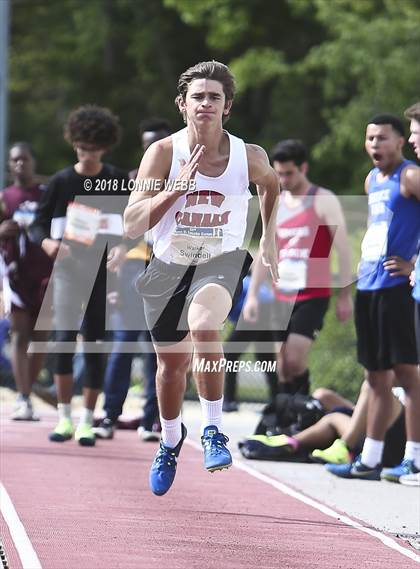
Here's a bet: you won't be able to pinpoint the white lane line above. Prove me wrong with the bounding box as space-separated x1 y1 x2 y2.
0 483 42 569
186 439 420 564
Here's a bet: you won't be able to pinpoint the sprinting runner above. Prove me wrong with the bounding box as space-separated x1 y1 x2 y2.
124 61 279 496
244 139 352 396
0 142 52 420
30 105 129 446
326 113 420 483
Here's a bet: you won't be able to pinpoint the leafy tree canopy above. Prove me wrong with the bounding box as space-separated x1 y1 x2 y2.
8 0 419 193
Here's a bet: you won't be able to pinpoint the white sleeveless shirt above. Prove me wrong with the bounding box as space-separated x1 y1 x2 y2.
152 127 251 264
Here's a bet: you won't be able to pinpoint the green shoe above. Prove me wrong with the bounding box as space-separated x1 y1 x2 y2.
310 439 351 464
248 434 292 447
75 423 96 447
49 418 74 442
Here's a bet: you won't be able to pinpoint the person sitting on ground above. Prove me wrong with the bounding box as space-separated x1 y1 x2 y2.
239 380 406 471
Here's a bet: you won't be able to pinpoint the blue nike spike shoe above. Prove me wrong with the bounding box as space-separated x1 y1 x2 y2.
149 423 187 496
201 425 232 472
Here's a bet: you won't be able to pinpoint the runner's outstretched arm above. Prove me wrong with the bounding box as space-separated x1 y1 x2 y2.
247 144 280 282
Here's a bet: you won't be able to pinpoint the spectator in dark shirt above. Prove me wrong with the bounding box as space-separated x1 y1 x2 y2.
30 105 130 446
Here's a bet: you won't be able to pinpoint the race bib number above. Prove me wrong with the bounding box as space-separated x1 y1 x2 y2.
12 200 39 229
170 227 223 265
276 259 307 292
13 210 36 229
361 221 388 262
64 202 101 246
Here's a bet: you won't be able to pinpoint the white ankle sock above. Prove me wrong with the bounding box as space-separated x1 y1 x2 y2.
361 437 384 468
404 441 420 469
79 408 93 426
57 403 72 421
160 414 182 448
199 396 223 435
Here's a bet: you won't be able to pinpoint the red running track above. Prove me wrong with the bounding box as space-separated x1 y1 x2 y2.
1 416 418 569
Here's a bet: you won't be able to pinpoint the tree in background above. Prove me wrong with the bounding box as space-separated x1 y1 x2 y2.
297 0 420 190
9 0 208 174
11 0 419 189
166 0 420 192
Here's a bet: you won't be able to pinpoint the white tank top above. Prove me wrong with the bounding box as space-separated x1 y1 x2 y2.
152 127 251 264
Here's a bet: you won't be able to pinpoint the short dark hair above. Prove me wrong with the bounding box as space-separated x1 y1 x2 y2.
175 61 235 123
138 118 171 137
367 113 405 137
404 102 420 123
9 141 34 157
271 139 307 166
64 105 121 148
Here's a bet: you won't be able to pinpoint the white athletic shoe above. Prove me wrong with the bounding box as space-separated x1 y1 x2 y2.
137 426 160 442
11 399 39 421
92 418 115 439
399 472 420 487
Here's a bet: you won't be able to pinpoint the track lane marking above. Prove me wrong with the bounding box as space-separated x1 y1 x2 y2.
0 483 42 569
186 438 420 564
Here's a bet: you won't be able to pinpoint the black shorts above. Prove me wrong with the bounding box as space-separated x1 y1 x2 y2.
136 249 253 345
355 283 418 371
271 296 330 343
382 409 406 468
415 301 420 360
